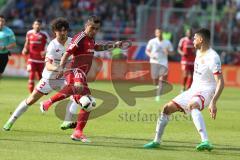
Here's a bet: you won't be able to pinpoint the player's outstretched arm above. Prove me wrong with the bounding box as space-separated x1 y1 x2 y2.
94 41 122 51
208 74 224 119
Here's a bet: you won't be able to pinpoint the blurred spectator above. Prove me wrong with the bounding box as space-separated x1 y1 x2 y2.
200 0 209 10
61 0 72 9
12 15 24 28
217 0 226 11
220 51 234 64
173 0 184 8
231 49 240 65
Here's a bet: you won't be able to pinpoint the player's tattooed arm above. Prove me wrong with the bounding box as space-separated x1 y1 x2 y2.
208 74 224 119
54 52 71 79
59 52 70 69
45 61 58 71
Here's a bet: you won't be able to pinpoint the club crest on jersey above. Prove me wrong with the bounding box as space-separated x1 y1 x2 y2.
56 49 60 52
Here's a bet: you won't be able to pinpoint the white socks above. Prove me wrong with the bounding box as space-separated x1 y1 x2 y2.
154 113 169 143
8 100 29 124
191 109 208 142
64 100 78 122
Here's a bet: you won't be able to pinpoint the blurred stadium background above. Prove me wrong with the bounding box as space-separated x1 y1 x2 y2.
0 0 239 87
0 1 240 160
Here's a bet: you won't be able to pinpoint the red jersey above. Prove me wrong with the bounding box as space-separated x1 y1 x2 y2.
178 37 195 65
26 29 49 63
66 31 95 75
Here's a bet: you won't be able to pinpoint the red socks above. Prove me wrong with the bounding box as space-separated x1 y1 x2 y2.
186 76 193 89
28 82 34 93
50 85 77 103
183 76 188 90
75 109 90 133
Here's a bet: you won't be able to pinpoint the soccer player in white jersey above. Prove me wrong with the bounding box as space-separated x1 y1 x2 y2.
144 28 224 151
3 18 77 131
145 28 174 102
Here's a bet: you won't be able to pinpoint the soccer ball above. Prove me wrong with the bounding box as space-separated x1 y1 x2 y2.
79 95 96 112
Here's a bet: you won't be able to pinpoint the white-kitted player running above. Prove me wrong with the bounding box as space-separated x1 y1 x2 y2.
145 28 174 102
3 18 78 131
144 28 224 151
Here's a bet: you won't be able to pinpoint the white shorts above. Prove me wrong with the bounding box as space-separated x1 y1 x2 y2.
172 88 215 114
35 78 66 95
150 63 168 79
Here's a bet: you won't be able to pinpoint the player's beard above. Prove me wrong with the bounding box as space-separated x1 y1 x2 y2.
60 35 67 41
194 43 200 50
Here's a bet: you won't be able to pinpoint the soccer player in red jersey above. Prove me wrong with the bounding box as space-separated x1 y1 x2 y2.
22 19 50 93
178 29 195 91
40 15 122 142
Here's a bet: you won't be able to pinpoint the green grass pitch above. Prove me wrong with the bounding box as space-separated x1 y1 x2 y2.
0 77 240 160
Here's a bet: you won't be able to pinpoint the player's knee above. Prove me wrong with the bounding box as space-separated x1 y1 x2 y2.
188 102 200 111
162 103 172 115
26 94 39 105
26 97 34 105
153 79 158 85
74 83 84 93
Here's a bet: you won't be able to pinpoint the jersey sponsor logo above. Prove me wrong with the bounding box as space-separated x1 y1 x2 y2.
29 41 42 44
87 49 94 53
37 35 42 40
194 70 202 75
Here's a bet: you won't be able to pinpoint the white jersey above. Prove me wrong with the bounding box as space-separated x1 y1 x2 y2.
191 48 222 91
146 37 173 67
42 37 72 79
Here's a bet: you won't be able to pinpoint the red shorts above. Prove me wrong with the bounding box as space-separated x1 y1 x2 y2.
27 62 44 80
181 64 194 73
28 62 44 72
65 69 91 103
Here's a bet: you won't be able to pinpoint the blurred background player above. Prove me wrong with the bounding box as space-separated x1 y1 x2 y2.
145 28 174 102
22 19 50 93
40 15 123 142
0 15 16 79
3 18 77 131
144 28 224 151
178 28 195 91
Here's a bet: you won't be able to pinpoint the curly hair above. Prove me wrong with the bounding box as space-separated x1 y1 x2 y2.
51 17 69 32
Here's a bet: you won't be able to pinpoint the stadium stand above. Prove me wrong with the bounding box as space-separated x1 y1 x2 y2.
0 0 239 64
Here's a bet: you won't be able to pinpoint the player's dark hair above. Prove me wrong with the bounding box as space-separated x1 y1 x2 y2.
87 15 101 24
51 17 69 32
34 19 42 24
0 15 5 19
195 28 210 43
